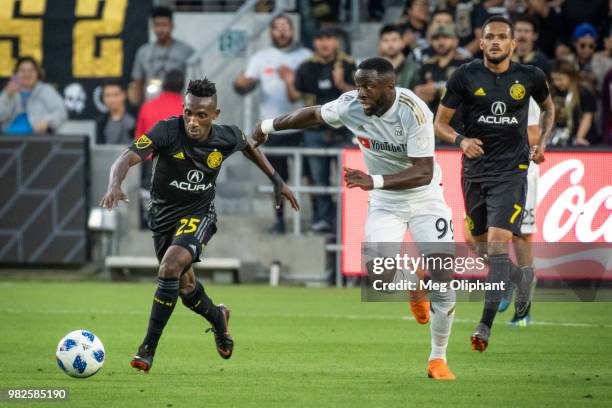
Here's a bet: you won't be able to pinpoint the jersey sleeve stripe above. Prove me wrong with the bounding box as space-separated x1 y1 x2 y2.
399 95 426 126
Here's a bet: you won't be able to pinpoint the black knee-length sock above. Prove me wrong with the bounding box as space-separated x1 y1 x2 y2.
180 280 221 325
143 277 179 349
481 254 512 328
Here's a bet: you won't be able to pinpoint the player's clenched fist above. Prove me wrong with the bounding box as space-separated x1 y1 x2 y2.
99 186 129 211
251 121 269 147
459 137 484 159
344 167 374 190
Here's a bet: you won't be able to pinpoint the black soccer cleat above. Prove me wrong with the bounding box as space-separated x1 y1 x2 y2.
471 323 490 353
206 304 234 360
130 344 155 373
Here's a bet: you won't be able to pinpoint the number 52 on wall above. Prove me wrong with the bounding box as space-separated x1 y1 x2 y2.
0 0 127 78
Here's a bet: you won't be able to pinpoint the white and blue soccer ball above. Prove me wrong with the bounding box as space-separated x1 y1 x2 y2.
56 330 105 378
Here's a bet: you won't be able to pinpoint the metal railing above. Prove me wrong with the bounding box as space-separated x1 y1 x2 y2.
257 146 345 287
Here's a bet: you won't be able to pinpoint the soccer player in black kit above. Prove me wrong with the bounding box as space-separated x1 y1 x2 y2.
434 16 555 352
100 79 299 372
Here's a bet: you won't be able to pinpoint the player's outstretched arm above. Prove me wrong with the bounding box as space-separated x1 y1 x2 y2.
241 140 300 211
434 105 484 158
344 156 434 191
99 150 142 211
251 106 325 147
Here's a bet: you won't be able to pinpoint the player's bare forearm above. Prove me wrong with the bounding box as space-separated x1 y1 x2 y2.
434 105 458 144
538 96 555 148
100 150 141 210
273 106 325 130
241 140 275 177
108 150 141 188
382 157 434 189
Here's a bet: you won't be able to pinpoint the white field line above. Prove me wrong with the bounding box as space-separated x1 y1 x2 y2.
1 308 611 329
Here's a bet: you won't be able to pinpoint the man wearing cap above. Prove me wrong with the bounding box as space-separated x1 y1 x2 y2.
414 24 465 115
283 27 357 233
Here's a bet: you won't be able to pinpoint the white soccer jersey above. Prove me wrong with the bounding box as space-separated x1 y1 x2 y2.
321 88 444 209
528 97 541 126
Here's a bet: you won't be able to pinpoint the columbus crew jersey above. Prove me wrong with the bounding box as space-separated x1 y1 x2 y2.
321 88 444 207
441 59 549 182
129 116 248 232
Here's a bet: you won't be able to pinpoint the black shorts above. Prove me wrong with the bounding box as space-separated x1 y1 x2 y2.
153 210 217 264
462 175 527 237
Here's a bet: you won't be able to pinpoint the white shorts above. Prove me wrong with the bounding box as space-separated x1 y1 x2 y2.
365 196 454 256
520 162 539 235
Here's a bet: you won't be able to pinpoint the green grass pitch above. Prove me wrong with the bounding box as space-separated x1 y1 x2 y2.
1 281 611 407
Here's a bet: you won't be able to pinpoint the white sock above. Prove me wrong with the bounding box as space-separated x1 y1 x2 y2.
428 289 456 362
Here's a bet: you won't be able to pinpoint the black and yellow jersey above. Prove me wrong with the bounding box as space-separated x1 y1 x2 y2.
441 59 549 182
129 116 248 232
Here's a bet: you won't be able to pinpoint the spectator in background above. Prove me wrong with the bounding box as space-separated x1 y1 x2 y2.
96 80 135 145
559 0 608 49
414 24 465 116
549 59 598 146
435 0 488 57
511 14 551 76
285 28 356 233
572 23 598 89
418 8 472 61
234 14 312 234
135 69 184 138
0 56 67 135
398 0 430 51
601 69 612 145
378 25 420 90
130 6 194 105
521 0 562 59
592 30 612 89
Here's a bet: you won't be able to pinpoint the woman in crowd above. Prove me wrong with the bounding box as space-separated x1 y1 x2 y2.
0 56 67 135
549 59 598 146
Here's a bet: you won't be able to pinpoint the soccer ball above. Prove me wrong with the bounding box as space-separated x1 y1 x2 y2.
56 330 105 378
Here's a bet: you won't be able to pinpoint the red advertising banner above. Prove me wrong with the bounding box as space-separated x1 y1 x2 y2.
342 149 612 278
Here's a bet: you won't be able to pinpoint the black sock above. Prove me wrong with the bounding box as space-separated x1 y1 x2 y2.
480 254 511 328
143 277 179 349
509 263 523 286
180 281 221 325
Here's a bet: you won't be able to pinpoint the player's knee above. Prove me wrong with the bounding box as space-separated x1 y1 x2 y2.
159 257 187 278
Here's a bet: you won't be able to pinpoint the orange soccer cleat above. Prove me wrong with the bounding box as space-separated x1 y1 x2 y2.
408 289 430 324
427 359 456 380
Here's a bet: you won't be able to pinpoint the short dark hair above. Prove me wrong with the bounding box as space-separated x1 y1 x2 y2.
101 79 124 92
270 13 293 29
379 24 402 38
431 8 454 21
357 57 395 76
163 69 185 93
513 14 539 33
482 15 514 37
13 56 44 80
152 6 172 20
187 78 216 98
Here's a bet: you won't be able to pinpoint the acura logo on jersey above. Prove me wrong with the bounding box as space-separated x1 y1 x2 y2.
478 101 518 125
491 101 506 116
187 170 204 183
170 169 212 192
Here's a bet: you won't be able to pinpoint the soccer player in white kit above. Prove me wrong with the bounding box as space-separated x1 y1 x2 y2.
252 57 457 380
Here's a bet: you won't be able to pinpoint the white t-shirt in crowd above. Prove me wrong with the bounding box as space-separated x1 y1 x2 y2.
321 88 447 211
244 46 312 120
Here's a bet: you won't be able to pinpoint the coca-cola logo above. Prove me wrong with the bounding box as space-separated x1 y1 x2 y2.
538 159 612 242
